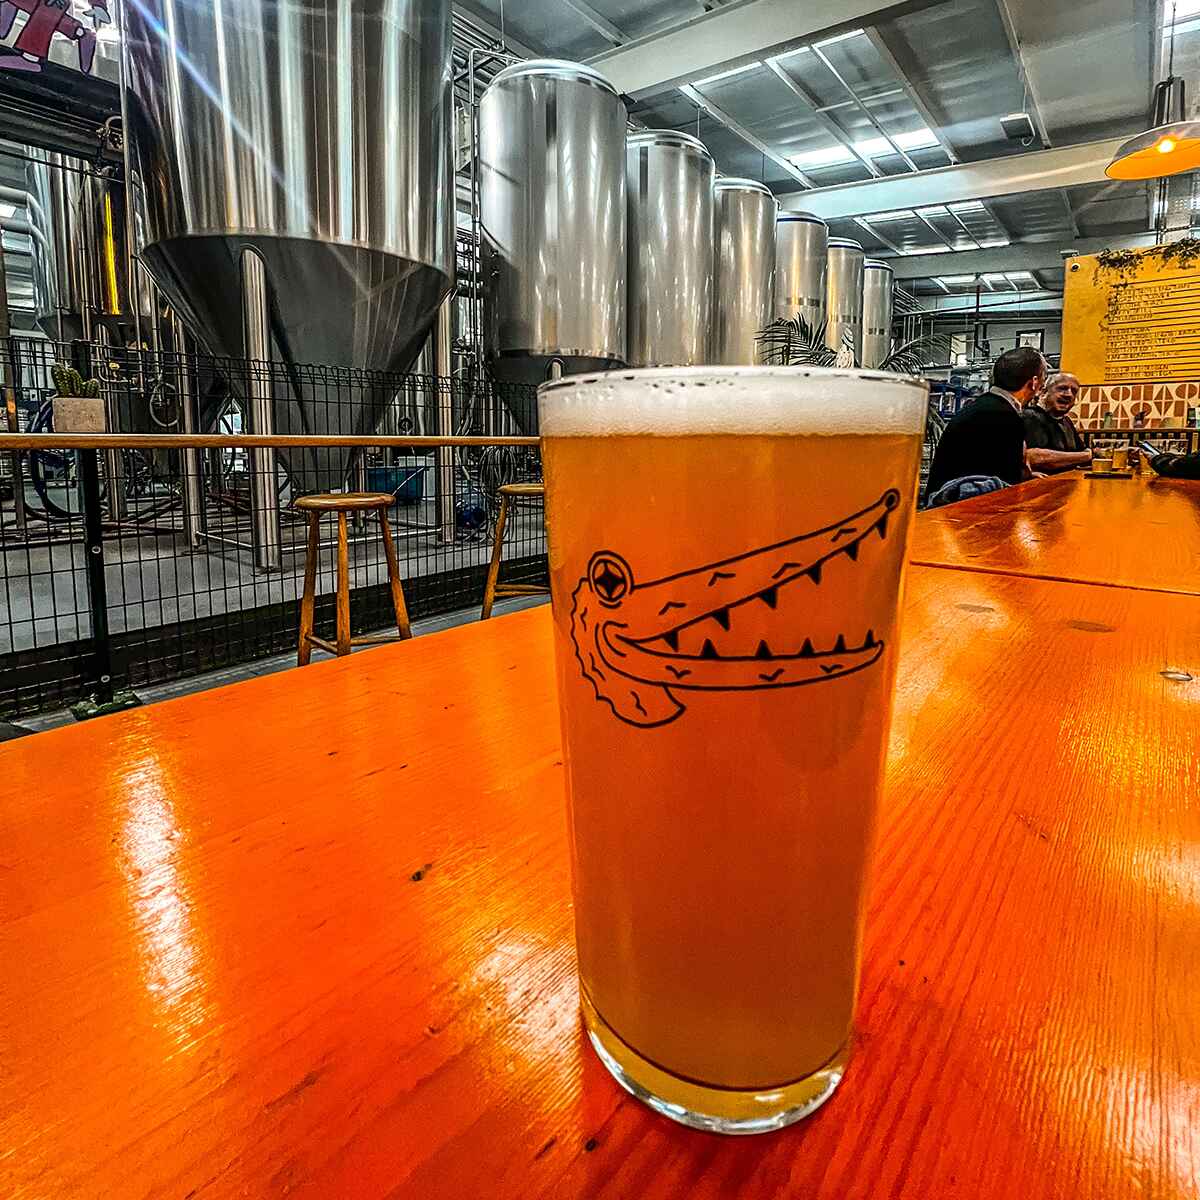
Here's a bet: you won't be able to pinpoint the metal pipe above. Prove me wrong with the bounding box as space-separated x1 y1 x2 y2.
93 322 126 521
114 0 144 355
241 248 281 570
78 448 115 706
171 312 204 547
434 297 455 543
0 232 25 533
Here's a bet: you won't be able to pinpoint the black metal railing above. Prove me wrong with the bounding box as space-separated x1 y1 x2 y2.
1 339 545 718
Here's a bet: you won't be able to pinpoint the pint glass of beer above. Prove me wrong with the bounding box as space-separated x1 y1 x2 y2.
539 367 927 1134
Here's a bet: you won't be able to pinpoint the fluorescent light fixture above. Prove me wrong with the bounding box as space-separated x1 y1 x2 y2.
814 29 865 48
899 245 953 255
982 273 1009 283
938 275 980 285
1007 271 1037 281
859 209 917 223
692 61 762 88
977 237 1011 248
768 46 812 64
948 200 986 213
791 144 855 168
0 202 14 219
791 127 939 170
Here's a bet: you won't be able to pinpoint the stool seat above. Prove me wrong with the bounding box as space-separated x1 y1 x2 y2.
296 493 411 665
480 482 549 620
294 491 395 513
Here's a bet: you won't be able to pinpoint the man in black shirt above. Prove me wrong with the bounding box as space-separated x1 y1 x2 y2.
1022 371 1092 473
927 346 1047 495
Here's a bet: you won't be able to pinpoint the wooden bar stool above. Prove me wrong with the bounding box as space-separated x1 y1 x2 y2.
294 492 412 666
480 483 549 620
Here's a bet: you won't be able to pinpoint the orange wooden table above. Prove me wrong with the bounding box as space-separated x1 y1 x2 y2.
2 564 1198 1198
911 473 1200 595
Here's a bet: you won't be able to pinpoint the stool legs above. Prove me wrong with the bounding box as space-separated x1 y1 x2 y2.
335 511 352 656
480 493 511 620
377 508 412 639
297 512 320 666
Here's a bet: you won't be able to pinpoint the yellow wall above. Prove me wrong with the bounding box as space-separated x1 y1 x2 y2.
1061 246 1200 428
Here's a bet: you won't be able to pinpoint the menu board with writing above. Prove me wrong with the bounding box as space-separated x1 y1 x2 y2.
1061 247 1200 428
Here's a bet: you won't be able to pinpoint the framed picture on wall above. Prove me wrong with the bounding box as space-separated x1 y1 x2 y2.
1016 329 1044 350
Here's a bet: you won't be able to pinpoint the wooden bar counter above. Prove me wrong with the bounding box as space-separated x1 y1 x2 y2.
2 495 1199 1197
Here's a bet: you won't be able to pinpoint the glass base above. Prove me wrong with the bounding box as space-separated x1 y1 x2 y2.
581 989 848 1136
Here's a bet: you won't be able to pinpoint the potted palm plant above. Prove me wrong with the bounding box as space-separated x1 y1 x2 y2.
755 314 948 441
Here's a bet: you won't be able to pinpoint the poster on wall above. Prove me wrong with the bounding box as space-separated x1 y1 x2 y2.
1061 242 1200 429
0 1 111 77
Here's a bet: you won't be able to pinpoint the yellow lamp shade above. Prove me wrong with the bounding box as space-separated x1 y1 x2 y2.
1106 122 1200 180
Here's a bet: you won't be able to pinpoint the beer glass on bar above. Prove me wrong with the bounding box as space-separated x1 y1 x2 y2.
539 367 928 1134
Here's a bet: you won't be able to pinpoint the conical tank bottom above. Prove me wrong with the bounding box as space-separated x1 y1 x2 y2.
141 234 451 491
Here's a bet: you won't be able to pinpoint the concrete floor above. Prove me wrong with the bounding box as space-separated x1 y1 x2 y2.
10 592 549 736
1 484 546 653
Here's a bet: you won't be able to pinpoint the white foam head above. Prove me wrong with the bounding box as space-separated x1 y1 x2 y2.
537 366 929 436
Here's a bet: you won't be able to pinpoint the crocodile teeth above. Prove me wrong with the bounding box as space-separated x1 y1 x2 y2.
700 639 720 660
875 514 889 539
661 629 679 651
833 633 847 653
805 562 822 585
800 638 816 657
711 607 731 631
755 640 773 659
844 541 859 561
758 586 778 609
863 629 876 648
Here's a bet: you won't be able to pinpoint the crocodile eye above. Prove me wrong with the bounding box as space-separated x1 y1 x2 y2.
587 551 633 606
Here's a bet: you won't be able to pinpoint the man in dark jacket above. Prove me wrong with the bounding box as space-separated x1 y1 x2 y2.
1022 371 1093 474
927 347 1047 495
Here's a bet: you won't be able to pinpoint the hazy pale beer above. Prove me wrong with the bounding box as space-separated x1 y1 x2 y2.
539 367 927 1133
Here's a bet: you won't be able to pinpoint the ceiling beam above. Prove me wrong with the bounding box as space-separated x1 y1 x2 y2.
887 233 1155 280
586 0 935 98
778 137 1127 219
680 85 815 187
561 0 626 46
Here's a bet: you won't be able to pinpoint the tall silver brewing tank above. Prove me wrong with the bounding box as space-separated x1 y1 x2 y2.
774 212 827 330
825 238 865 363
626 130 714 367
26 153 136 343
712 178 776 364
861 259 895 369
480 60 627 430
122 0 455 490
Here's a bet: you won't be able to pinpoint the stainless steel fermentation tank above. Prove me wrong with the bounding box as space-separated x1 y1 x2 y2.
122 0 455 497
25 152 137 343
825 238 865 363
712 178 776 365
774 212 827 331
626 130 714 367
861 259 895 370
479 59 627 430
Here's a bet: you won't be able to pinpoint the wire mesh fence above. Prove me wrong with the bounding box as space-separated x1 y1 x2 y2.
0 338 546 719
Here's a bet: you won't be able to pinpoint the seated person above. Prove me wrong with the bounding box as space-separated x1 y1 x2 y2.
1022 371 1092 473
927 346 1047 495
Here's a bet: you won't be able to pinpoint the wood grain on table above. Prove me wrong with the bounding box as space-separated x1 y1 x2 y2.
2 566 1198 1198
911 473 1200 595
